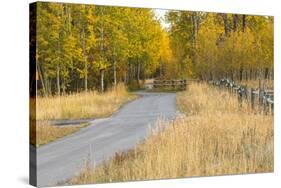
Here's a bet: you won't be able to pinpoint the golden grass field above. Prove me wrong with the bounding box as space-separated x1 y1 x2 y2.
36 84 136 120
30 121 89 147
31 84 136 146
239 79 274 90
71 83 273 184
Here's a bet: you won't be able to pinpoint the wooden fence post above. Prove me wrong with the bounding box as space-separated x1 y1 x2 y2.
208 78 273 115
258 79 262 105
262 93 266 113
238 89 242 108
250 88 254 110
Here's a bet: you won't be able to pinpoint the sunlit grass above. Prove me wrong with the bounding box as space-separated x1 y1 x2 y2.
35 84 136 120
31 83 136 147
30 121 89 147
70 83 273 184
239 79 273 90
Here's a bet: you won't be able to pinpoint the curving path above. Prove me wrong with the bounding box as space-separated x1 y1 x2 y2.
31 91 178 187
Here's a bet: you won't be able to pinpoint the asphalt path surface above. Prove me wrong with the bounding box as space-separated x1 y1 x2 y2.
32 91 177 187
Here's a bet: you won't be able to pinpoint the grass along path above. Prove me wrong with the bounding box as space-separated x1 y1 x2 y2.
70 83 273 184
35 84 137 120
31 84 137 147
30 121 89 147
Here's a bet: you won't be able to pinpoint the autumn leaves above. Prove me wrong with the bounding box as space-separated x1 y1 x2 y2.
36 3 169 95
35 3 273 96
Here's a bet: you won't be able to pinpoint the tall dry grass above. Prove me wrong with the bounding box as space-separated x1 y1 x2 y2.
239 79 273 90
30 121 88 147
36 84 135 120
71 83 273 184
176 83 250 115
31 84 135 146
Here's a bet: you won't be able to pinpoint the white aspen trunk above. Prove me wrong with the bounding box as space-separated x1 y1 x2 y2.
36 62 47 96
113 60 117 86
56 64 60 96
137 61 141 83
113 46 117 86
82 25 88 92
101 69 104 92
100 7 105 91
84 55 88 92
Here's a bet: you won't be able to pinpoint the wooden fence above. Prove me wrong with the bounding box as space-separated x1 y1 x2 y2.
153 79 187 90
209 79 274 114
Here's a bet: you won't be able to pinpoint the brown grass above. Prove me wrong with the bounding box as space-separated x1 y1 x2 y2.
70 83 273 184
36 84 136 120
239 79 273 90
30 121 88 147
31 84 136 146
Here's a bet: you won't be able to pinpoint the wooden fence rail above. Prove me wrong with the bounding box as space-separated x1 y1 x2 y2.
209 78 274 115
153 79 187 90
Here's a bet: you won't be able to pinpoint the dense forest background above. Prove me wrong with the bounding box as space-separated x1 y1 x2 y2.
32 2 273 95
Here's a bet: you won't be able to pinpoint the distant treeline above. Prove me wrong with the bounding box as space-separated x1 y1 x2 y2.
33 2 169 95
32 2 273 95
166 12 273 81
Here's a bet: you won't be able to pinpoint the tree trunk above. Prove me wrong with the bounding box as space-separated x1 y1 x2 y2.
137 61 141 84
242 15 247 32
56 64 61 96
113 46 117 86
100 7 105 91
191 13 198 43
264 68 269 79
191 13 199 66
239 67 243 81
250 69 252 80
128 63 132 83
82 27 88 92
233 14 238 32
101 69 105 92
113 60 117 86
84 59 88 92
48 79 52 95
36 62 47 96
133 64 136 80
159 57 162 78
222 13 230 36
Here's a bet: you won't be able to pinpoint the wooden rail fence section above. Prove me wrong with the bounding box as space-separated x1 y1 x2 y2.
153 79 188 90
209 79 274 114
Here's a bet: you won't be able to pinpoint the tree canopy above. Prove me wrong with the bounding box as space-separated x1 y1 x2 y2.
33 2 273 95
166 11 273 81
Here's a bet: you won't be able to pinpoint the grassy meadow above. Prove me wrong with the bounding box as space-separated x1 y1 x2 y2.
70 83 273 184
239 79 274 90
36 84 136 120
30 121 89 147
31 84 136 146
